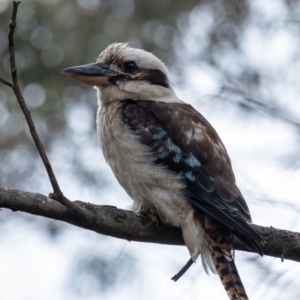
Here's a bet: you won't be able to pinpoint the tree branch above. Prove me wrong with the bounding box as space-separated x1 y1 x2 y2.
0 77 13 87
1 186 299 262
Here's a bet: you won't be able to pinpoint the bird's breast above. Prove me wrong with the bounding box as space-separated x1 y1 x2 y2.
96 101 190 226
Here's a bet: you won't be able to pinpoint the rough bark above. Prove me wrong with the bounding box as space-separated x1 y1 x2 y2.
1 186 299 262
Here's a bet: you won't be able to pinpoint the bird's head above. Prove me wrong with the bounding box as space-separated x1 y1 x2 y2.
63 43 181 104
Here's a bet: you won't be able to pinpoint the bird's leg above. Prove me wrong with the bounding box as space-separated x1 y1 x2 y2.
171 258 194 282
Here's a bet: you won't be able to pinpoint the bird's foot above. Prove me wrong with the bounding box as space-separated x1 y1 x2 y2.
144 212 159 226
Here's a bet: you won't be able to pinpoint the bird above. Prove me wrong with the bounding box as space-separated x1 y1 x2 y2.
63 42 264 300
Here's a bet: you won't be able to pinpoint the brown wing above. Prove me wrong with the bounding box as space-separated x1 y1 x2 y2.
122 99 263 253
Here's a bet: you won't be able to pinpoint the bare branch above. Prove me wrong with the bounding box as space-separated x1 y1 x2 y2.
8 1 21 84
1 186 299 263
7 1 61 195
0 77 13 87
3 1 88 219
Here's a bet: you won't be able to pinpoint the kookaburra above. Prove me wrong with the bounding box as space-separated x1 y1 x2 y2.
63 43 263 300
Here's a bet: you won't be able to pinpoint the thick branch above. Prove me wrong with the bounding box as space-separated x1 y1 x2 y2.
1 186 299 262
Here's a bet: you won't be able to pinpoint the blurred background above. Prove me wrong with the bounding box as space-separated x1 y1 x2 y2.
0 0 300 299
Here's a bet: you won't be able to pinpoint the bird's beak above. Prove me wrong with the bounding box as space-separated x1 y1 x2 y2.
62 63 120 86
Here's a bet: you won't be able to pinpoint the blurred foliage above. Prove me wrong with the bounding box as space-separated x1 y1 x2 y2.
1 0 299 191
0 0 256 191
69 251 136 296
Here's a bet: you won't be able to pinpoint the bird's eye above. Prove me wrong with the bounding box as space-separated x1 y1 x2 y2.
123 61 138 73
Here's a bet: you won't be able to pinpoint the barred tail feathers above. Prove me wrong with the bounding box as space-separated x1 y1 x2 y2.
205 235 249 300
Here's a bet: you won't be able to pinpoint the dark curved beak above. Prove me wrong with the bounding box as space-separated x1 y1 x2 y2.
62 63 120 86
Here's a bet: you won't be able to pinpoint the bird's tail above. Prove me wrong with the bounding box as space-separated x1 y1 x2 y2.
204 232 249 300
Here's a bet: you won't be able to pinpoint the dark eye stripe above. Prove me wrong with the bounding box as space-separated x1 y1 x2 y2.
106 56 169 88
140 69 169 88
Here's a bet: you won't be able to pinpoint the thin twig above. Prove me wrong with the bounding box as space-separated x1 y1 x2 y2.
171 258 194 281
218 84 300 128
4 1 88 220
0 77 13 87
49 193 91 218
